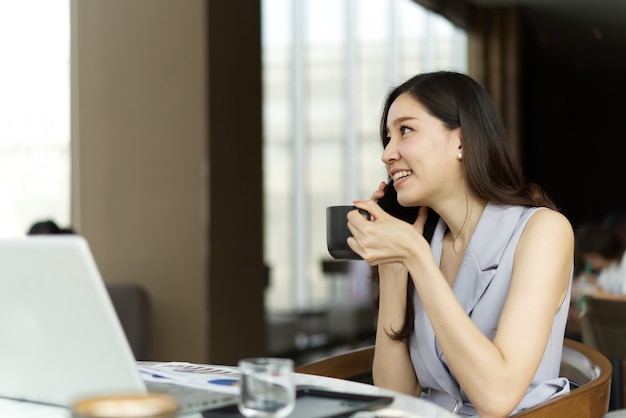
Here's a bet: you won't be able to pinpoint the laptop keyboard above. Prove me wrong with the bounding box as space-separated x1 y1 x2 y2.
0 398 68 418
146 380 237 413
0 383 230 417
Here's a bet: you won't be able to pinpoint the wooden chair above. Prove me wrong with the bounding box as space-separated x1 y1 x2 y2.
513 338 611 417
295 345 375 383
580 294 626 410
295 339 611 417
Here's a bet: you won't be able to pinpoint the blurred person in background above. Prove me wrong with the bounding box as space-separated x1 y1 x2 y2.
27 219 75 235
574 221 626 297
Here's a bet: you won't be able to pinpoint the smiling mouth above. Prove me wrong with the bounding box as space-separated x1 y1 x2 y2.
392 170 412 182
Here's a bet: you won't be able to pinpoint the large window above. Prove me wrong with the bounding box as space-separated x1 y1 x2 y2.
262 0 467 310
0 1 71 237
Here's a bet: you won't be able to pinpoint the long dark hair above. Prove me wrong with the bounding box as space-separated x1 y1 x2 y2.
377 71 556 340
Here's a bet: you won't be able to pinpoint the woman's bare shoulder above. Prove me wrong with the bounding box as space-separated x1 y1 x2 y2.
523 207 574 247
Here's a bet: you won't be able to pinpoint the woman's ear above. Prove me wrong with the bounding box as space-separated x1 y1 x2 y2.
455 127 462 150
450 127 462 155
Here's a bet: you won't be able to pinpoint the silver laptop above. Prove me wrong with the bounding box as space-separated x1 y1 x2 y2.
0 236 237 414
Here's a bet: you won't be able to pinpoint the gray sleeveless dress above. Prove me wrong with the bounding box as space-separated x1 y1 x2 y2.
409 203 572 416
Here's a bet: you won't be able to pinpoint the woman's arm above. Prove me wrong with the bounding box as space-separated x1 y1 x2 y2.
348 202 433 396
372 263 422 396
406 209 573 418
349 183 422 395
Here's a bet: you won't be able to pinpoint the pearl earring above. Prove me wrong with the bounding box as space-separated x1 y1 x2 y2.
457 152 463 160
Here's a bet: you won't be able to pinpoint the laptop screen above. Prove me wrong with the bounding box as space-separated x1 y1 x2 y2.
0 236 146 406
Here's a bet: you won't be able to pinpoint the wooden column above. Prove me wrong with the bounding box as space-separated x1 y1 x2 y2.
72 0 265 364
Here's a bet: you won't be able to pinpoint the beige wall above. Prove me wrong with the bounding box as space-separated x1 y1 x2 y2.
71 0 265 364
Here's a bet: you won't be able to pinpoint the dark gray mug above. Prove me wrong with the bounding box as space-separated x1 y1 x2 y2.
326 205 369 260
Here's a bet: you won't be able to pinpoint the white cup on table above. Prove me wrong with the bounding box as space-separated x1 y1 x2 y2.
71 393 179 418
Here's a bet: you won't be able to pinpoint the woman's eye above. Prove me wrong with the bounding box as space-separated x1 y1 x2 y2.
400 126 412 135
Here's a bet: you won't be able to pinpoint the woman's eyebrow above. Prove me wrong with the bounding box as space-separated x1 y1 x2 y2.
389 115 417 127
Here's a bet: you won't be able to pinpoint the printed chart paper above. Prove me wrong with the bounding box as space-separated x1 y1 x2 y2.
138 362 240 394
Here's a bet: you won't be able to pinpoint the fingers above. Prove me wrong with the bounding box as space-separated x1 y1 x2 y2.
352 199 386 222
345 208 371 263
346 235 383 267
370 181 388 201
346 236 365 261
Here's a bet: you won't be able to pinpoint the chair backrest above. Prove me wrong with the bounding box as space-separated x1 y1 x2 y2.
512 338 611 417
581 295 626 359
295 339 611 417
295 345 375 383
106 283 152 360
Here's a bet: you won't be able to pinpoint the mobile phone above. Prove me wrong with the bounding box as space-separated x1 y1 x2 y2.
377 179 438 242
377 179 420 223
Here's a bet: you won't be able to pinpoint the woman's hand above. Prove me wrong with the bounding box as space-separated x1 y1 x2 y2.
346 198 429 266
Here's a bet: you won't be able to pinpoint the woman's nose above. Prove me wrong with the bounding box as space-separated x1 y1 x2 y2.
382 138 399 164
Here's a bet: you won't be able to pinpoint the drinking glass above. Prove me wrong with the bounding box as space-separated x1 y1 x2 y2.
237 357 296 418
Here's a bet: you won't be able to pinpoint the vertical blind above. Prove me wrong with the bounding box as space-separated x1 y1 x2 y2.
262 0 468 310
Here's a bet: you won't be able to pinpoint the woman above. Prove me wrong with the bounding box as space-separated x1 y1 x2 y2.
346 71 573 418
